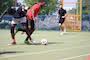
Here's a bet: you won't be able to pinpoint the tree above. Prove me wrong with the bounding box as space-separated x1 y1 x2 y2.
25 0 57 15
0 0 14 15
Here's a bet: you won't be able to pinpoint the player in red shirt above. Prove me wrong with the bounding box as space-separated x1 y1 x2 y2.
24 1 46 44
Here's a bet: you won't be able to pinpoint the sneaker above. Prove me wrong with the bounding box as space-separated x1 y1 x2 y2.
60 32 64 35
24 41 30 44
12 42 16 45
21 32 25 35
31 40 37 45
8 42 16 45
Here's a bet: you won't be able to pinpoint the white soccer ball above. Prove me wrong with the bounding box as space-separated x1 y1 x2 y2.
41 39 48 45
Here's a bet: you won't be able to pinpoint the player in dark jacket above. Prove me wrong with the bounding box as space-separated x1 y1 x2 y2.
58 5 67 35
8 5 27 45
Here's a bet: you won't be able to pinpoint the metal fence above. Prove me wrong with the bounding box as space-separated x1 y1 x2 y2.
0 15 90 31
82 14 90 31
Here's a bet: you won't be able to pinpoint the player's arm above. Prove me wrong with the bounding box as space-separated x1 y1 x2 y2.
31 9 37 22
58 9 60 16
31 9 35 20
62 10 67 18
62 14 67 18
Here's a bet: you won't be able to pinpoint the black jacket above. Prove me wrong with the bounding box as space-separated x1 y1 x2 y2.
58 8 66 19
8 6 27 18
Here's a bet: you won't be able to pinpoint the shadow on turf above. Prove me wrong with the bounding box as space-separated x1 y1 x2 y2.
48 42 64 45
0 51 24 55
19 42 64 45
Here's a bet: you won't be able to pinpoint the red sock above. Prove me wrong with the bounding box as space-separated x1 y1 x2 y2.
12 38 16 43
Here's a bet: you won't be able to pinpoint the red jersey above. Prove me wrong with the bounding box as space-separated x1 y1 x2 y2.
27 3 41 20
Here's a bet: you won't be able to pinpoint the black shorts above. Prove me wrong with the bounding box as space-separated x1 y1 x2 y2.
59 18 65 25
26 20 35 30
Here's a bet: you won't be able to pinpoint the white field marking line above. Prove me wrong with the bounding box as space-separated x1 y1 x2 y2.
59 53 90 60
0 45 90 58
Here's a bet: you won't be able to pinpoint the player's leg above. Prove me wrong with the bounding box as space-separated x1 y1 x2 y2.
15 23 26 34
59 18 62 31
10 19 17 45
25 28 35 41
15 17 26 34
23 20 32 44
25 20 35 43
28 20 35 38
61 18 66 32
20 23 31 44
59 18 66 35
17 17 31 44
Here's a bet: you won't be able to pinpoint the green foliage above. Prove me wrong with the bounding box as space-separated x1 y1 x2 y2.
25 0 57 15
0 0 14 15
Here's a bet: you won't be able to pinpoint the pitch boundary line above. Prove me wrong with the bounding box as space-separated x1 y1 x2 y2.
59 53 90 60
0 45 90 59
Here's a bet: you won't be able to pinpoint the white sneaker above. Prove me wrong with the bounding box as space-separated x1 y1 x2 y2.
32 40 37 43
60 32 64 35
59 23 61 26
